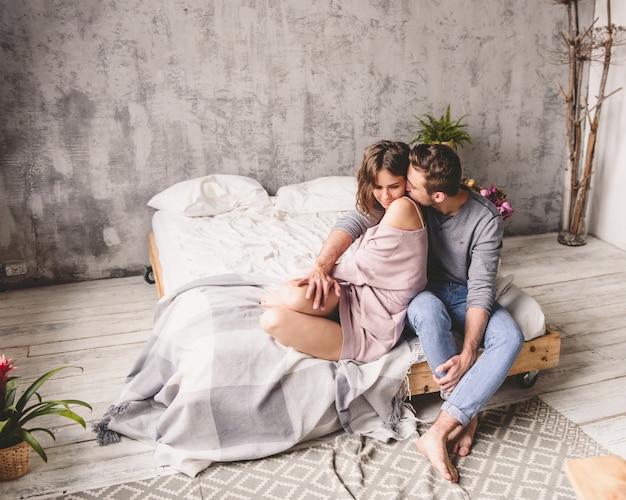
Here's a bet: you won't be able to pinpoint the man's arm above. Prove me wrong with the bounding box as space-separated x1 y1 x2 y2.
297 209 380 310
466 213 503 314
435 210 503 392
433 307 489 392
296 229 354 310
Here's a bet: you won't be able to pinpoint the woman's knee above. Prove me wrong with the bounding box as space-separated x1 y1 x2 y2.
261 307 299 351
275 281 308 311
260 308 282 337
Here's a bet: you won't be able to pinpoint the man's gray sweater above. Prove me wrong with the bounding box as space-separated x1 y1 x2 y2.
333 187 503 314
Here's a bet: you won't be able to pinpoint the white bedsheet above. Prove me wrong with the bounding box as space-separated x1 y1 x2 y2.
152 205 353 294
151 203 546 341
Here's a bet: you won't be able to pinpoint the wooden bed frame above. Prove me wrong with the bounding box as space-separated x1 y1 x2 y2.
147 232 561 396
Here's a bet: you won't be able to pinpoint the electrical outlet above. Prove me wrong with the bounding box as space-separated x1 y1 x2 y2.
5 261 27 276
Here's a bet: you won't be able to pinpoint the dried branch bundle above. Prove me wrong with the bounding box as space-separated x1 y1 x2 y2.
551 0 625 245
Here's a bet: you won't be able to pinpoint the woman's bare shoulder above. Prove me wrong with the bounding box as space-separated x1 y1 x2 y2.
381 197 424 230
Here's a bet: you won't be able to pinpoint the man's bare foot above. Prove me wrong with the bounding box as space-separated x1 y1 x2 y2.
416 428 459 483
447 416 478 457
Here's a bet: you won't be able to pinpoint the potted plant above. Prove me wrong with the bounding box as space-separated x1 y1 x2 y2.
0 355 92 480
409 104 473 150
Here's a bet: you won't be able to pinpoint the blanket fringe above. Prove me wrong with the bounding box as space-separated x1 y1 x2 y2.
385 376 416 434
92 403 129 446
385 392 405 432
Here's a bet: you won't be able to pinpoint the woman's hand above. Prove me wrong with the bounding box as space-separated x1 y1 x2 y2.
296 267 341 311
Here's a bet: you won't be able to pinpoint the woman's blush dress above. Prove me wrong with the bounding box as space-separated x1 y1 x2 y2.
332 209 428 363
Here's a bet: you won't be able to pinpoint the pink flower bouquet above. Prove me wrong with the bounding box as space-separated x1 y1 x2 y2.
463 178 514 221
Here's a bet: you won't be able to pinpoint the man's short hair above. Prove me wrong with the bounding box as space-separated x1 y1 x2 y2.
409 144 462 196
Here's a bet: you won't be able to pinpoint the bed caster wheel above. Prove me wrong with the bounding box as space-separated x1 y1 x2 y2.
144 266 155 285
516 370 539 389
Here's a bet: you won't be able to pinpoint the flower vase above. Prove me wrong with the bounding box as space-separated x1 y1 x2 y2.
557 185 589 246
0 441 31 481
557 150 591 246
557 225 588 246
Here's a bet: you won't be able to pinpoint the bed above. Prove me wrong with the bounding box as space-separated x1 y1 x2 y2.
145 174 560 394
98 174 560 477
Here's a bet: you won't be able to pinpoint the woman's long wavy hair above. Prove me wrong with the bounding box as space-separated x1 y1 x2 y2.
355 140 410 216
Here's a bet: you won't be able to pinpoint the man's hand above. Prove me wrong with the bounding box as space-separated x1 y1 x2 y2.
433 351 477 393
435 306 488 392
296 267 341 310
295 229 353 310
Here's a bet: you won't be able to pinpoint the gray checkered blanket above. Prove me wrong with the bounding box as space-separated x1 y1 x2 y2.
95 274 418 477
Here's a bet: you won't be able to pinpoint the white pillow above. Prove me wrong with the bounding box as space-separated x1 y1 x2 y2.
147 174 271 216
497 283 546 341
274 176 357 213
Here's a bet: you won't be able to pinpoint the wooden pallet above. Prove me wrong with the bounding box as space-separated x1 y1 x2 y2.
407 326 561 395
147 232 561 397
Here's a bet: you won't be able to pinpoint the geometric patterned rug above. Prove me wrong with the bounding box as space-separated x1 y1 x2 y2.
56 397 608 499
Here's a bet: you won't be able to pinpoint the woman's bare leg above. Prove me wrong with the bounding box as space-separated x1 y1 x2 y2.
260 290 282 308
260 307 343 360
261 279 340 316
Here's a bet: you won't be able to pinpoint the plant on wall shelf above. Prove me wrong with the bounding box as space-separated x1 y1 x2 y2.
547 0 625 246
409 104 473 150
0 356 92 480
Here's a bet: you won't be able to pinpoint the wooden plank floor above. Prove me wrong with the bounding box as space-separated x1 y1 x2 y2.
1 233 625 498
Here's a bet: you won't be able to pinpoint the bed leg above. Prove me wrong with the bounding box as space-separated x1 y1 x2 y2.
515 370 539 389
144 266 155 285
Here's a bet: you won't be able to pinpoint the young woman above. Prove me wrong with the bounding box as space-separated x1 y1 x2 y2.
260 140 428 363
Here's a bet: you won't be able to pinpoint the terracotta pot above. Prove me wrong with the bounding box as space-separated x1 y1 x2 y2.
0 441 31 481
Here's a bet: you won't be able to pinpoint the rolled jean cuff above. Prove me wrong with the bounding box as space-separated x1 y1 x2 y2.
441 401 471 427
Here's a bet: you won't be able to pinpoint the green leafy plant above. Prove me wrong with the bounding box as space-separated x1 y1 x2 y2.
409 104 473 149
0 356 92 462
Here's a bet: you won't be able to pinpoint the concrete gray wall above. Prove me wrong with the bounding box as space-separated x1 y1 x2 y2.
0 0 589 287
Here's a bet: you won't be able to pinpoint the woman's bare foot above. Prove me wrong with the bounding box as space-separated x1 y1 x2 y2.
447 416 478 457
416 426 459 483
260 290 281 308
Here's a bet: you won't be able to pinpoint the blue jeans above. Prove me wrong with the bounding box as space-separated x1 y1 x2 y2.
406 282 524 427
